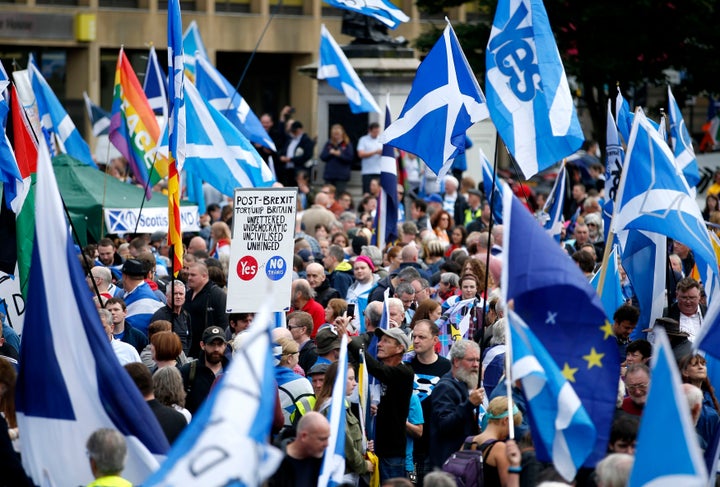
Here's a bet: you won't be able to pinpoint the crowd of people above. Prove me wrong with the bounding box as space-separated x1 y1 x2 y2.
2 123 719 487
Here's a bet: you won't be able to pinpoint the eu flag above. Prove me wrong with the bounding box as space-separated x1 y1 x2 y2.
501 185 620 467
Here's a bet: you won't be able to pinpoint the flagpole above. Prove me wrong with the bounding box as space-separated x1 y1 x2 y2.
132 150 159 234
504 304 515 440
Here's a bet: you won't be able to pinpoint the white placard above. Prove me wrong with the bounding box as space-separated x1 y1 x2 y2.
104 206 200 234
226 188 297 313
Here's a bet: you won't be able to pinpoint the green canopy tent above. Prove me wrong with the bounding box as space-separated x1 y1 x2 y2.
53 154 199 246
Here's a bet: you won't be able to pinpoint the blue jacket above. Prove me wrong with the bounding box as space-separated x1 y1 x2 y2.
320 141 355 181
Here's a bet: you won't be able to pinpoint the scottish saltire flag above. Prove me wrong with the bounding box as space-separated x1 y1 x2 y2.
628 328 707 486
373 96 398 249
0 81 19 200
603 101 624 239
143 45 169 119
110 48 166 199
322 0 408 29
590 246 625 323
506 309 595 480
501 183 620 466
182 20 209 78
612 108 718 282
184 81 275 195
438 296 477 357
194 55 277 151
382 21 488 176
82 91 111 136
16 138 167 486
28 57 96 168
145 304 283 486
541 163 565 242
668 86 700 188
318 25 380 114
481 147 503 224
485 0 583 179
615 88 633 144
318 334 349 487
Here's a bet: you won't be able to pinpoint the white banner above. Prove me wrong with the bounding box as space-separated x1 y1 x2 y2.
226 188 296 313
104 206 200 234
0 269 24 335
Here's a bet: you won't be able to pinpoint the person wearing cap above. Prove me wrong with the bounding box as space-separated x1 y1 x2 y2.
345 255 379 306
425 193 443 215
664 277 706 343
314 327 341 366
120 258 164 336
179 325 229 414
463 188 484 227
341 319 414 482
644 317 693 363
275 337 315 427
428 339 484 468
183 262 228 358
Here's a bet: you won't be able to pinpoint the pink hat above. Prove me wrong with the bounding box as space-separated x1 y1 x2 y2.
354 255 376 272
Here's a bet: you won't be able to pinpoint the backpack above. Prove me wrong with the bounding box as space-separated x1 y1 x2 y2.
441 437 496 487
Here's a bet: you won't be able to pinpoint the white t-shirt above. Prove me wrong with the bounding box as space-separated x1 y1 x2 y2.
111 339 142 365
358 133 383 175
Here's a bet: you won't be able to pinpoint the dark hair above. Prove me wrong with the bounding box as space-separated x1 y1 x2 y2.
105 297 127 311
571 250 596 273
613 304 640 324
124 362 153 396
412 199 427 213
148 320 172 338
609 413 639 445
410 302 441 330
676 277 701 294
626 339 652 359
679 353 720 411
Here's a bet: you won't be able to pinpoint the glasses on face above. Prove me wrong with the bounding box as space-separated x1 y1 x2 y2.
626 382 648 392
287 324 303 330
678 294 700 302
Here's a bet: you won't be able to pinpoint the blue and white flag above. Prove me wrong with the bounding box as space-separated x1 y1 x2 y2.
603 100 624 239
373 95 398 249
183 80 275 195
668 86 700 188
16 138 166 486
143 45 169 120
318 334 349 487
481 147 503 224
382 21 488 176
502 182 620 466
182 19 210 77
322 0 409 29
485 0 583 179
629 328 708 487
612 108 718 282
590 246 625 323
194 54 277 152
615 88 633 145
319 25 380 114
144 303 283 486
28 57 96 167
506 309 595 481
541 163 565 242
168 0 186 171
82 91 111 136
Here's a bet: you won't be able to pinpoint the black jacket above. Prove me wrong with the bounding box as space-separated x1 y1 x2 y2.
147 398 187 445
183 281 228 358
151 305 193 356
180 352 230 414
314 279 341 308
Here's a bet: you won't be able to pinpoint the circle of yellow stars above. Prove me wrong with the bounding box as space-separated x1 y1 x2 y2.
560 321 613 382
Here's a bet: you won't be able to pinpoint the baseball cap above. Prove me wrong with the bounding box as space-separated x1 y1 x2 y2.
467 188 483 198
202 326 227 344
424 194 443 204
307 362 329 376
374 327 411 352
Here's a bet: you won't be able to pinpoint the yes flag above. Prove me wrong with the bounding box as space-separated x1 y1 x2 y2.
507 309 595 480
318 25 380 114
16 138 167 486
668 86 700 188
612 109 718 282
486 0 583 179
318 334 349 487
110 48 167 199
481 147 503 224
321 0 408 29
373 96 398 249
144 305 283 486
183 80 275 195
143 45 169 119
82 91 111 136
28 58 96 167
194 55 277 151
382 21 488 176
628 328 707 486
502 183 620 466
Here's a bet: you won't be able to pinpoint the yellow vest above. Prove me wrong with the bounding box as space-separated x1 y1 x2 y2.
86 475 133 487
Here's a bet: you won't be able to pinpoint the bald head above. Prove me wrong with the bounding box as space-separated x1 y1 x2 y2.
305 263 326 289
401 244 418 263
314 192 329 207
188 236 208 253
295 411 331 459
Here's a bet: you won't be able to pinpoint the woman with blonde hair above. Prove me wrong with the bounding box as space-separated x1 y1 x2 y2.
210 221 232 259
320 123 355 194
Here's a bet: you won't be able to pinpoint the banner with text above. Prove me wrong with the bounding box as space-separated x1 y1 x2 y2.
104 206 200 234
226 187 297 313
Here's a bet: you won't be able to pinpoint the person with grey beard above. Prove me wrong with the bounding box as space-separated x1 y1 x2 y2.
428 339 485 468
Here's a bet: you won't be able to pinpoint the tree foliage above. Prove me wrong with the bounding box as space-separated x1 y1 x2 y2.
413 0 720 142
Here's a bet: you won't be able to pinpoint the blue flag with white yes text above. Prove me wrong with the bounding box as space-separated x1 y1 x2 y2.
16 138 166 486
318 25 380 114
629 328 707 486
382 21 489 177
668 86 700 188
501 183 620 467
321 0 409 29
485 0 583 179
507 309 595 481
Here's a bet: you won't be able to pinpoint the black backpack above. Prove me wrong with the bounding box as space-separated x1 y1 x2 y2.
442 437 497 487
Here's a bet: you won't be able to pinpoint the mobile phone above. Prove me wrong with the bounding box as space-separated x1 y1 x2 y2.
346 303 356 317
